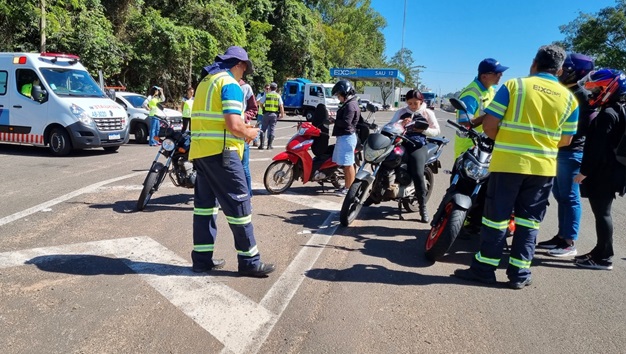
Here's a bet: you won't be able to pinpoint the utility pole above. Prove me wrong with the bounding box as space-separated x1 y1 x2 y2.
40 0 46 52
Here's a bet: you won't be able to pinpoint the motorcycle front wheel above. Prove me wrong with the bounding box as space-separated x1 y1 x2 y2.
264 160 296 194
424 202 467 262
137 170 159 211
339 180 367 226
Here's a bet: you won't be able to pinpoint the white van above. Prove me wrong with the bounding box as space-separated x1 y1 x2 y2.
0 52 129 156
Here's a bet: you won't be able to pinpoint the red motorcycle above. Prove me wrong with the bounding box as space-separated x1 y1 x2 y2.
263 104 376 194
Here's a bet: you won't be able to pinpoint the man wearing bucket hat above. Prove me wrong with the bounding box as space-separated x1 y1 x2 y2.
190 46 275 278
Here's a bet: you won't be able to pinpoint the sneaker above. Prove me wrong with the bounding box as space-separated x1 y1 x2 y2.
574 258 613 270
574 252 594 262
192 259 226 273
547 241 577 257
537 235 562 249
335 187 348 196
453 268 497 284
508 277 533 290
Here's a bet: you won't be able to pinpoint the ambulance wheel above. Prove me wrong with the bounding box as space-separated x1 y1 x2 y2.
49 127 72 156
134 123 149 144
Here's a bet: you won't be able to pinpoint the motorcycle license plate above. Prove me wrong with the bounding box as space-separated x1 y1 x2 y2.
108 133 121 140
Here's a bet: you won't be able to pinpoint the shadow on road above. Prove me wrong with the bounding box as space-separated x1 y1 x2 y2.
87 194 194 213
25 254 240 277
305 264 511 289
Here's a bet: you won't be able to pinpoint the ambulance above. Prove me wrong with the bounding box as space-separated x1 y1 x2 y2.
0 52 129 156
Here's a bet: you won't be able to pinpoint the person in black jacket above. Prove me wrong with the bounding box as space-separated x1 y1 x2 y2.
573 69 626 270
537 53 595 257
331 80 360 195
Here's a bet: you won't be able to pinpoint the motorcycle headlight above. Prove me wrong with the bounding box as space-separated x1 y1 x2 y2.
70 103 93 126
463 159 490 180
363 144 389 163
162 138 176 151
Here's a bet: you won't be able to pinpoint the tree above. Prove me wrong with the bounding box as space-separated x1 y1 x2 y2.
559 0 626 69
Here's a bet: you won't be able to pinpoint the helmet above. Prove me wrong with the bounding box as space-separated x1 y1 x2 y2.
580 69 626 107
405 89 424 101
269 82 278 90
559 53 594 85
331 80 355 97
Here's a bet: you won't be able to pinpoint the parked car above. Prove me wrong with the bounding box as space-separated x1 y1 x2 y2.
115 92 183 144
359 99 383 112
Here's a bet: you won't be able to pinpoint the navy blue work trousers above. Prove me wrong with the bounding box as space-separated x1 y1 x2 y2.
471 172 553 282
192 151 260 270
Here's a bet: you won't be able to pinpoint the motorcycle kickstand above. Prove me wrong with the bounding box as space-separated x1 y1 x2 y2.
397 201 404 220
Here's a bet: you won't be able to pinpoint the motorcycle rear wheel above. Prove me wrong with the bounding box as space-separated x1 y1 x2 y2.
340 180 366 226
402 166 435 212
264 160 296 194
424 202 467 262
137 170 159 211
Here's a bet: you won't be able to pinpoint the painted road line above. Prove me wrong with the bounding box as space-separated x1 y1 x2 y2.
0 236 276 354
249 158 272 162
0 172 144 227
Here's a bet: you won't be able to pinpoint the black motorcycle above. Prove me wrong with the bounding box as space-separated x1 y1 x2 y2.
339 120 448 226
136 119 196 211
424 98 499 261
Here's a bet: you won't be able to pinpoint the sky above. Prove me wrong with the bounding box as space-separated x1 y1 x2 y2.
370 0 619 95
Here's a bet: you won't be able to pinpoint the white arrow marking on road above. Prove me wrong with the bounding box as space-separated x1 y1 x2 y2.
0 237 275 354
0 179 345 354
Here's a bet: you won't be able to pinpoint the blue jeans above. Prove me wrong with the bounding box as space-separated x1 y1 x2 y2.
149 116 160 145
552 150 583 241
242 142 252 196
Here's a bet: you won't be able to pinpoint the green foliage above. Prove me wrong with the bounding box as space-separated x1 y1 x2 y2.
1 0 390 102
559 0 626 70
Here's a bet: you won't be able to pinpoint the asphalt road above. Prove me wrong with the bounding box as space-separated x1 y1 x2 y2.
1 110 625 354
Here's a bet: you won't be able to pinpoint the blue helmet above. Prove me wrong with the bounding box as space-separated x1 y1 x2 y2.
581 68 626 107
559 53 594 85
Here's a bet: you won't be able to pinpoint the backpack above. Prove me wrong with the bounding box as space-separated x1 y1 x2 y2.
613 104 626 166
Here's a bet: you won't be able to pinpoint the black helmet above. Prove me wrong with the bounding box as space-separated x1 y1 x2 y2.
559 53 594 85
331 80 355 97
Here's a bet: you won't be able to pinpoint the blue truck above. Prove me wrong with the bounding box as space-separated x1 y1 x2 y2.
282 78 339 121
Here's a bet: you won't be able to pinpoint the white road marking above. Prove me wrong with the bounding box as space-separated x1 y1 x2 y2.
249 158 271 162
1 178 343 354
0 172 144 227
0 237 275 354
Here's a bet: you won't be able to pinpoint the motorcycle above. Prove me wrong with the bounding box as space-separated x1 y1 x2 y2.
136 118 196 211
424 98 514 261
339 119 448 227
263 103 377 194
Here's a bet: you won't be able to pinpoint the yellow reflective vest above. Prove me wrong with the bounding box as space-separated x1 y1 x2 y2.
264 92 280 112
454 79 495 157
189 71 245 160
487 75 579 176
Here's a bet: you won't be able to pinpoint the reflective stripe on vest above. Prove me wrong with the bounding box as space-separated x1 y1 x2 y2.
454 80 495 156
189 72 244 160
489 76 577 176
265 92 280 112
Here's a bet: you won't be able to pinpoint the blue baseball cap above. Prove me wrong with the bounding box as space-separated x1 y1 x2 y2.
478 58 509 74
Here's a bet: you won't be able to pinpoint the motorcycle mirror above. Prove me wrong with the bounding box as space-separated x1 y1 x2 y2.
449 98 468 114
366 103 376 112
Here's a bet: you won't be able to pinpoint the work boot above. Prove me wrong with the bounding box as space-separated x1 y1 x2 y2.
258 132 265 150
417 196 429 223
267 135 274 150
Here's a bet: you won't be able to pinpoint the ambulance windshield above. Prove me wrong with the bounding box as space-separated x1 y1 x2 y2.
39 68 106 98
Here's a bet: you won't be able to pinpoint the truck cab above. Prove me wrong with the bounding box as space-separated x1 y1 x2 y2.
422 92 438 110
282 78 339 121
0 52 129 155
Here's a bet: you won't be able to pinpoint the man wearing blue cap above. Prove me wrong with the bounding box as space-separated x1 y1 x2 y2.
189 46 275 277
453 58 509 237
454 45 579 289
